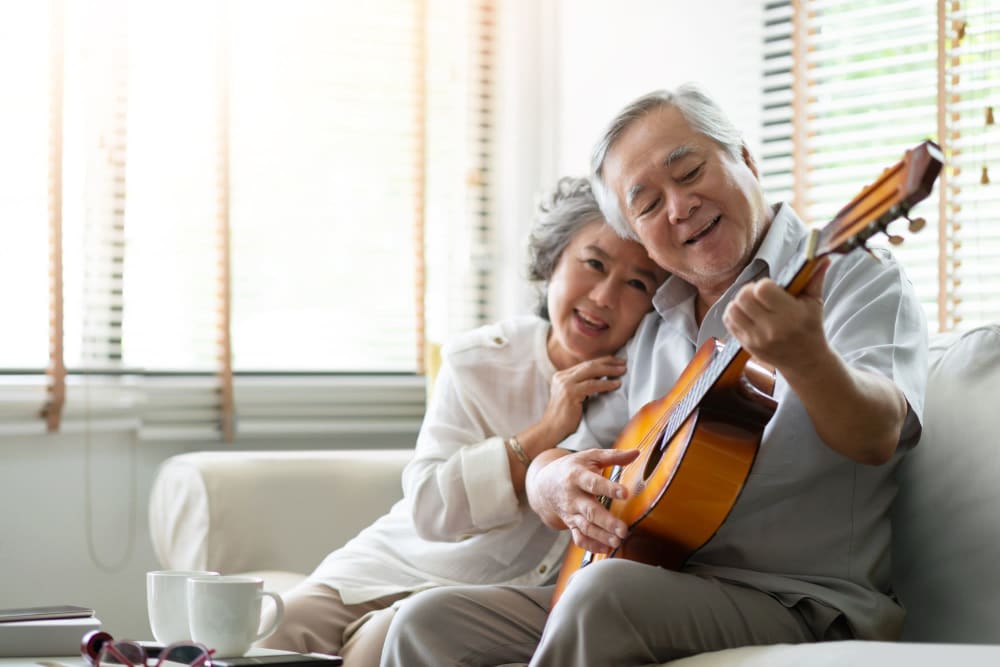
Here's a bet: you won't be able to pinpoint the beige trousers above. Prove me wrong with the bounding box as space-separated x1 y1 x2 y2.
381 560 825 666
256 580 409 667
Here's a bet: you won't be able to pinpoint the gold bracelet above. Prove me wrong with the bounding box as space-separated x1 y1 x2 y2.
505 435 531 467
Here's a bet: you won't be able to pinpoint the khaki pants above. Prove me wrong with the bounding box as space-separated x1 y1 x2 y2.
382 560 821 666
256 580 409 667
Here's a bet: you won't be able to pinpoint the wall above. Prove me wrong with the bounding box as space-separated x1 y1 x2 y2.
2 432 193 636
0 0 765 644
493 0 764 320
0 429 416 639
551 0 764 178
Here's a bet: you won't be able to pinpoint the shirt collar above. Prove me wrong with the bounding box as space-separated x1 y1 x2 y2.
754 202 807 280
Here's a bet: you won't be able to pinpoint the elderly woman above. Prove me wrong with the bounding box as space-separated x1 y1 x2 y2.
258 177 668 665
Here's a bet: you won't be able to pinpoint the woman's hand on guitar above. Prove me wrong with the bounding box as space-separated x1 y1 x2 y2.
526 447 640 554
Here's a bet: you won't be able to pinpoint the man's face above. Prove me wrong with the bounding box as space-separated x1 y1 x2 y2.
602 106 770 301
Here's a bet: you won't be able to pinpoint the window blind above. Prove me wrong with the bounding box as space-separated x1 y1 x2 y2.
763 0 999 333
761 0 795 207
0 4 50 373
1 0 495 439
62 0 129 371
941 0 1000 328
424 0 497 353
223 0 424 372
43 0 67 431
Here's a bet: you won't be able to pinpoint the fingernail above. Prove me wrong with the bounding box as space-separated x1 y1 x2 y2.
615 488 625 499
616 526 627 539
609 537 620 548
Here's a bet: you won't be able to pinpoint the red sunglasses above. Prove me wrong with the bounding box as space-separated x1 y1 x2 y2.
82 630 214 667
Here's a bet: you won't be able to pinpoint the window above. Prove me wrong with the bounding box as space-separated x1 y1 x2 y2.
761 0 1000 333
0 4 50 371
0 0 496 439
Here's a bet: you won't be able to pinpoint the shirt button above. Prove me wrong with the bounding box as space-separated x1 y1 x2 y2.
538 564 547 574
492 336 504 345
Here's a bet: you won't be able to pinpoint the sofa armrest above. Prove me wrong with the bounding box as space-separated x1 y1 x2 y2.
149 449 412 576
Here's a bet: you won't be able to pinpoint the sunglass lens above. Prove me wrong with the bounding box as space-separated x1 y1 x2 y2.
160 644 210 667
98 641 146 667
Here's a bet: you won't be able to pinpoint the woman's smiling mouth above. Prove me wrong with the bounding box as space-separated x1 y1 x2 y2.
574 310 609 335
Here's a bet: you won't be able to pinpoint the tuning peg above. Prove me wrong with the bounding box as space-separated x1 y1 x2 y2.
907 217 927 233
887 234 905 246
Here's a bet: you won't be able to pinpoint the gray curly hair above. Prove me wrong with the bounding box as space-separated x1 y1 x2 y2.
590 83 745 240
527 176 605 320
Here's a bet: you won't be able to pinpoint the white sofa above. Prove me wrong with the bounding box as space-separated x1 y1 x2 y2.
150 325 1000 665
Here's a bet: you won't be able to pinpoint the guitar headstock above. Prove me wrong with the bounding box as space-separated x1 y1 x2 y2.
814 140 944 258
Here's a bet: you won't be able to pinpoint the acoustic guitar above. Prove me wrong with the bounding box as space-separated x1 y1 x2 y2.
551 140 944 606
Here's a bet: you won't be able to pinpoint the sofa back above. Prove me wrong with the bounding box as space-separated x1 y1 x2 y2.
150 327 1000 644
892 324 1000 642
149 448 412 576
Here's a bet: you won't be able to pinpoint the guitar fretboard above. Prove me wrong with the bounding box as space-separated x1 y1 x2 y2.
647 252 810 453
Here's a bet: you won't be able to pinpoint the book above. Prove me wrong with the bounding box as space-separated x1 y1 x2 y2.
0 605 95 624
211 651 342 667
144 646 342 667
0 615 102 657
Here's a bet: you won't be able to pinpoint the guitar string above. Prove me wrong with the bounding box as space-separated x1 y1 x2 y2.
624 253 806 469
599 253 804 565
622 343 729 479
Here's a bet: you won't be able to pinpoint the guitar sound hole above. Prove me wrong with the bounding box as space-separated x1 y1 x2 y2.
642 429 669 481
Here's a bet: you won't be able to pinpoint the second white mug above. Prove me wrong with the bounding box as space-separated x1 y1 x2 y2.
147 569 220 644
187 575 285 657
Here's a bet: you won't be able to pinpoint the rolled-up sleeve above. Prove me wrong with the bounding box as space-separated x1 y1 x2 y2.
402 357 521 541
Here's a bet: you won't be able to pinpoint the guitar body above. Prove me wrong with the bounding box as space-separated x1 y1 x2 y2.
551 339 778 605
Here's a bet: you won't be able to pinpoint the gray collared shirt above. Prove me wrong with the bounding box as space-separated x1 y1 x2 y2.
563 203 928 640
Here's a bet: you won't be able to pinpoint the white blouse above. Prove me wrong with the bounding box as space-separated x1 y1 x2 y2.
311 315 570 604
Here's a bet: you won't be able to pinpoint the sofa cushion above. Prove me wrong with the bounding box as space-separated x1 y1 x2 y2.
892 325 1000 642
669 640 1000 666
242 570 308 595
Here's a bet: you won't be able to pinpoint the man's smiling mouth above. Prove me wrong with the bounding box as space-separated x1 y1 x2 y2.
685 215 721 245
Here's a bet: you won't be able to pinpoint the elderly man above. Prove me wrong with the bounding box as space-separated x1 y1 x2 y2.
380 84 927 666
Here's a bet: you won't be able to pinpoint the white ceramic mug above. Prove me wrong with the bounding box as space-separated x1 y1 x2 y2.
147 569 220 644
186 575 285 657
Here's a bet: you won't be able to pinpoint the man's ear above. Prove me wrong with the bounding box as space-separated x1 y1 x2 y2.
741 142 760 180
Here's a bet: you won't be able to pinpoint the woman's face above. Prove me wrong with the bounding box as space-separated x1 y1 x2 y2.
546 220 668 370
